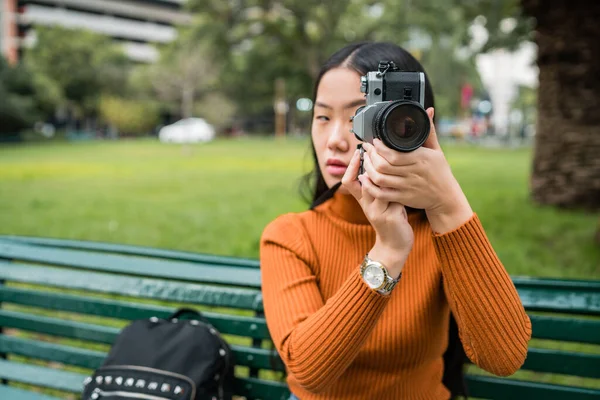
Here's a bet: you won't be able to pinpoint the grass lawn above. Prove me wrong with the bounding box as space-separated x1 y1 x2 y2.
1 137 597 278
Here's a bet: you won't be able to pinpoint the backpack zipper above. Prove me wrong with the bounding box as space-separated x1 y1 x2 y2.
190 321 231 400
205 324 229 400
210 326 230 400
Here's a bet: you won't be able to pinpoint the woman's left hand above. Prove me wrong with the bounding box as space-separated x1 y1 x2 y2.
361 107 474 233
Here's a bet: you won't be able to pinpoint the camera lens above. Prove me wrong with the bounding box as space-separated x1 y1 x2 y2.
374 101 430 152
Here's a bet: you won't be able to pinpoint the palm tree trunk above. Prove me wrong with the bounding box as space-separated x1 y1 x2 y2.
522 0 600 211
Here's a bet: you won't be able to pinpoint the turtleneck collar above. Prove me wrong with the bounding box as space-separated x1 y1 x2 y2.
320 189 426 226
326 190 371 225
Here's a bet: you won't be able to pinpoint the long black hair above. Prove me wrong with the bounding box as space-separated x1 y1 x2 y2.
300 41 469 398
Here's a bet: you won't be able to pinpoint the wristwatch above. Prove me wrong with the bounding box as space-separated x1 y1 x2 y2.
359 254 400 296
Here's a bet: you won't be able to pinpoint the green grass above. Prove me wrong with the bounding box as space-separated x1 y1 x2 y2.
0 137 598 278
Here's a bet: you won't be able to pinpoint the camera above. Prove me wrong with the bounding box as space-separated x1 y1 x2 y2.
351 61 430 153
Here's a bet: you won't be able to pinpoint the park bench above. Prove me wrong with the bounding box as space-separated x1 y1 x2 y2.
0 235 598 400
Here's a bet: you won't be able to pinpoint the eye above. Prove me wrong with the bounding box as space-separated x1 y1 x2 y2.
315 115 330 122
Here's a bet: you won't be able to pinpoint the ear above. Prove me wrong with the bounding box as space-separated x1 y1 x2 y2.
423 107 441 150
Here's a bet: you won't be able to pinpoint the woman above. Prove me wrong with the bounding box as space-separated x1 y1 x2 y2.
260 41 531 400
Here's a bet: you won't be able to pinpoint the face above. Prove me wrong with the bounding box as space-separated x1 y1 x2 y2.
312 68 365 193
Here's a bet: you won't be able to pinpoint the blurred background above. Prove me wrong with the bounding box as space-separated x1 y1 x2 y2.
0 0 598 278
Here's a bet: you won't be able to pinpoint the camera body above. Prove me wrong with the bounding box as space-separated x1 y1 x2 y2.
351 61 430 153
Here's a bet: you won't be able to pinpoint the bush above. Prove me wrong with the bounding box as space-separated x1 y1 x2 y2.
0 58 40 137
99 96 160 136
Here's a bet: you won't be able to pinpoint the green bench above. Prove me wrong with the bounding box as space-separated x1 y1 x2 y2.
0 235 598 400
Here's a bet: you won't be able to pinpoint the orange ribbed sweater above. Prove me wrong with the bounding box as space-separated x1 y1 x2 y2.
260 191 532 400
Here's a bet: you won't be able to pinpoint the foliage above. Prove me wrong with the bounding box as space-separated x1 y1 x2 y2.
186 0 531 125
0 57 42 136
24 26 132 117
458 0 534 53
194 93 238 131
9 2 534 135
142 31 219 120
420 40 486 118
98 96 160 136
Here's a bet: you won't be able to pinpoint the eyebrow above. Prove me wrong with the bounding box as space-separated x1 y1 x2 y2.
315 98 366 110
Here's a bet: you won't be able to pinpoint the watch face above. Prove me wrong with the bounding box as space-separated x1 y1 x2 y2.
364 264 385 289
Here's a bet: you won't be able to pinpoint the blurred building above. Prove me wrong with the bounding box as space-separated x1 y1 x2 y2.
1 0 191 64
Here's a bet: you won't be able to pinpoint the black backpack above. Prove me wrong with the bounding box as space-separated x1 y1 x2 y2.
82 308 235 400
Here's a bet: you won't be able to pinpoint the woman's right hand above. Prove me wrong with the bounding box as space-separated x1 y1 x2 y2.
341 148 414 278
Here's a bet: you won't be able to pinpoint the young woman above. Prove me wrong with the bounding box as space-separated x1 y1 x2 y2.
260 41 531 400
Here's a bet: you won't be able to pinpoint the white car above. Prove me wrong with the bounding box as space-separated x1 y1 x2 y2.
158 118 216 143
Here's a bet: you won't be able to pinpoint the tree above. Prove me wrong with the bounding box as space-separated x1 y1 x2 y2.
186 0 502 128
98 96 160 137
0 57 40 137
143 31 218 120
521 0 599 211
24 26 131 120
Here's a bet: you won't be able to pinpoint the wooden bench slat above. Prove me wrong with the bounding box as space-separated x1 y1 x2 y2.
234 376 290 400
531 315 600 344
0 262 263 310
0 241 261 287
513 276 600 291
0 335 105 370
0 309 118 344
0 359 289 399
0 286 270 339
515 281 600 316
521 348 600 379
0 236 260 269
466 374 600 400
0 385 62 400
0 359 84 393
0 317 284 371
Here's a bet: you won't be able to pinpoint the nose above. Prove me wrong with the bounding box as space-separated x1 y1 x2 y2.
326 120 350 153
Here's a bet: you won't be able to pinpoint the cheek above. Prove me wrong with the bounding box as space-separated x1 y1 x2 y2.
311 125 327 163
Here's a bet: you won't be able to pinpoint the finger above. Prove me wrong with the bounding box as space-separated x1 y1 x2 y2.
363 153 405 188
342 149 362 200
357 174 374 204
372 139 420 166
359 172 397 203
423 107 441 150
363 142 404 176
359 174 388 216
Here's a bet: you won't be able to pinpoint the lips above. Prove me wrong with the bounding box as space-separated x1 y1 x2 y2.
326 158 348 177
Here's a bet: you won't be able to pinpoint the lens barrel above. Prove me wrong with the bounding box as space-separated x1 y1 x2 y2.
373 101 430 152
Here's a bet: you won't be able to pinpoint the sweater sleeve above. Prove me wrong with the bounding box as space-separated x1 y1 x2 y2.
259 214 390 393
433 213 532 377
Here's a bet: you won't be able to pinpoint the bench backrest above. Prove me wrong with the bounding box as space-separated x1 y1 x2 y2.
0 236 288 400
0 236 599 400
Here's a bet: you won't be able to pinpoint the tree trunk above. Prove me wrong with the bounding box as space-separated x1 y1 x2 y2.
522 0 600 211
182 86 194 119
